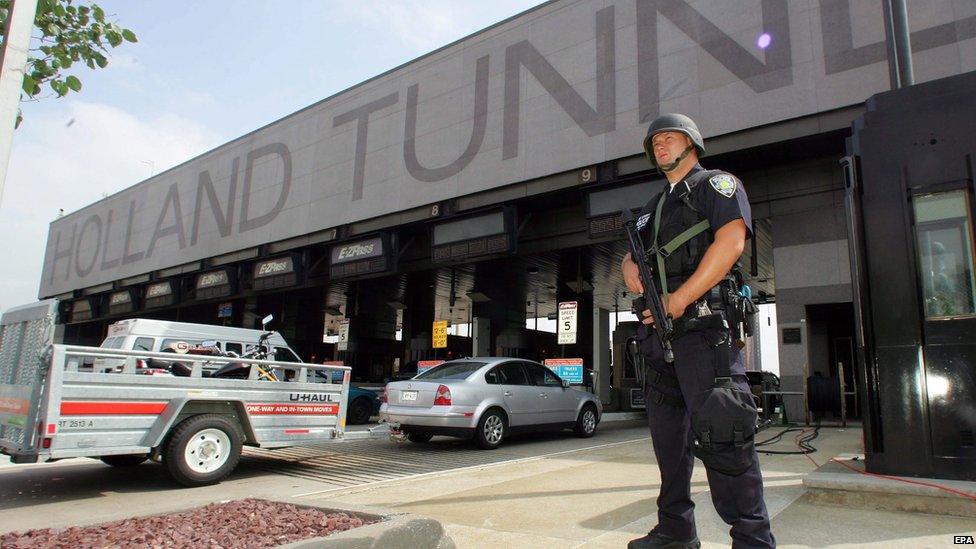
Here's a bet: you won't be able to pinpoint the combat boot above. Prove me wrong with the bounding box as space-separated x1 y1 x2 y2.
627 530 701 549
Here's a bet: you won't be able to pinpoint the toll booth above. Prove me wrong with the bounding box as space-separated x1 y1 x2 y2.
846 71 976 481
611 321 644 412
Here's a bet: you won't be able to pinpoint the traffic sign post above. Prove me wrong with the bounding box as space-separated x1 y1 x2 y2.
557 301 578 345
432 320 448 349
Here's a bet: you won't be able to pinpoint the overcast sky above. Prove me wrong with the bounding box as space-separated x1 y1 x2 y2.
0 0 544 311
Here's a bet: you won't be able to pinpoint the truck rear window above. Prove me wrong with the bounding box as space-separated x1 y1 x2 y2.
100 337 125 349
133 337 155 351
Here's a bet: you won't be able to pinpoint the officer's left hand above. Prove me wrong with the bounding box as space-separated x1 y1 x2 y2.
640 294 688 325
666 295 688 319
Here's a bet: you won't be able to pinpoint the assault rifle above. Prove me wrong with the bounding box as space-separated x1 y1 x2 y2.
620 208 674 363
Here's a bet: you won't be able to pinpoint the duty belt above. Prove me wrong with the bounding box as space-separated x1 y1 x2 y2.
671 310 727 341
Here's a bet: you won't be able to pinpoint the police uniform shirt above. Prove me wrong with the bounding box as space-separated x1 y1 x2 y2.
635 165 753 299
637 164 753 249
692 167 753 241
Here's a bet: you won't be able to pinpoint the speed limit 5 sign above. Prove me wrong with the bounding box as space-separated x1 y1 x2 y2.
557 301 578 345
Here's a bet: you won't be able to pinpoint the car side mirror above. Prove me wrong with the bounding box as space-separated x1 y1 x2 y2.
562 379 570 389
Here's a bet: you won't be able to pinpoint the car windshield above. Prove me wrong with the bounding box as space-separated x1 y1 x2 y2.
414 361 486 380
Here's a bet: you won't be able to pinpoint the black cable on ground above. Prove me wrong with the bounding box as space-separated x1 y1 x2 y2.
756 426 802 446
756 420 821 455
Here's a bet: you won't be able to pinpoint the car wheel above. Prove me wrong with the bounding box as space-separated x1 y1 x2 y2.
475 409 506 450
164 414 243 487
574 404 598 438
347 397 373 425
100 454 148 467
407 432 433 443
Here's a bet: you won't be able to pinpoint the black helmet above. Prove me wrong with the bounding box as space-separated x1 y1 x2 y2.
643 113 705 168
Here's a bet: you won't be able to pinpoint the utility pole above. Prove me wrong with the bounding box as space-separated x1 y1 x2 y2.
0 0 38 207
882 0 914 90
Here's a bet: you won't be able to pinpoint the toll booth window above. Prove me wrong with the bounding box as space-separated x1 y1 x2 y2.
913 190 976 319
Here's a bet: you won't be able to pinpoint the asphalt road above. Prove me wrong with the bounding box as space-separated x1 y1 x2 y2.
0 420 648 534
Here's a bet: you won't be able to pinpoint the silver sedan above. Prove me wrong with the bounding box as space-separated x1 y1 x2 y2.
379 357 602 449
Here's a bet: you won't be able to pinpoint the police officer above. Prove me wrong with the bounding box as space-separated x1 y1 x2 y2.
621 114 775 549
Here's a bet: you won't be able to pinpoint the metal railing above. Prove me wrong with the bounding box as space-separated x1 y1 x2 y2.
57 345 351 383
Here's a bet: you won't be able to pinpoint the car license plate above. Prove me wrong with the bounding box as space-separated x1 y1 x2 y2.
401 391 418 402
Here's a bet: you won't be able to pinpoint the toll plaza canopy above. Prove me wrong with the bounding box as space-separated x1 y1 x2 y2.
39 0 976 298
35 1 976 403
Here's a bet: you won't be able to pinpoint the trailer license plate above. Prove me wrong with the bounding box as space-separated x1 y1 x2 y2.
402 391 418 402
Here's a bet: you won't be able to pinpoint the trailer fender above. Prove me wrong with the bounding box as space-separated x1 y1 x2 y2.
144 398 257 451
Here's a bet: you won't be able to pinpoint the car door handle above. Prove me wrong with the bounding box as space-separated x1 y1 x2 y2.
503 391 512 396
539 393 548 398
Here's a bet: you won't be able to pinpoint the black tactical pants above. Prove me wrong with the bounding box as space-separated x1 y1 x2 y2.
640 328 775 549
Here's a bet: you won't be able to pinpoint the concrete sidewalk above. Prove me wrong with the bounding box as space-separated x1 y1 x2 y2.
299 425 976 548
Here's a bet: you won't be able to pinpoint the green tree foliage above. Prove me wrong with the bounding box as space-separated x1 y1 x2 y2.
0 0 136 126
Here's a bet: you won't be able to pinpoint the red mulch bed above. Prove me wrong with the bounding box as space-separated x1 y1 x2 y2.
0 498 376 548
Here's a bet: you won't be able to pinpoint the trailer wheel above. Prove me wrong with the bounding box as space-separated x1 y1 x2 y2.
100 455 148 467
164 414 243 487
347 397 373 425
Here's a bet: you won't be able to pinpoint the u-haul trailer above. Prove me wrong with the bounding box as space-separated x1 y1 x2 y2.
0 300 386 486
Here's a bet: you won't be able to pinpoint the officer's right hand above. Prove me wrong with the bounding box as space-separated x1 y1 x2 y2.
621 253 645 294
641 309 655 326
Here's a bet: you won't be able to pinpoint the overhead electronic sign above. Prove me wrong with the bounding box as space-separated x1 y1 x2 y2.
431 207 515 263
145 280 177 309
69 298 94 323
107 288 138 315
329 234 395 279
585 179 665 238
195 268 236 300
253 254 301 290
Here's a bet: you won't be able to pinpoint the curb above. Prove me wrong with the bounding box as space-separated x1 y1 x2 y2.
278 499 455 549
601 411 646 422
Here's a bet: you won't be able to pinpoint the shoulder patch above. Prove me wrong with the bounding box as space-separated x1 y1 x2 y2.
709 174 737 198
636 213 650 230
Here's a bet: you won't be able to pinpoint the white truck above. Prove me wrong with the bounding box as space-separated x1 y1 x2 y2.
0 300 382 487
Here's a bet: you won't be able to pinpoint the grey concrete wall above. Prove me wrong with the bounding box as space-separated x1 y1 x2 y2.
746 152 855 421
40 0 976 297
775 283 852 421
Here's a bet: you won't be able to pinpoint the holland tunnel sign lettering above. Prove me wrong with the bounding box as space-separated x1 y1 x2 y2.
39 0 976 297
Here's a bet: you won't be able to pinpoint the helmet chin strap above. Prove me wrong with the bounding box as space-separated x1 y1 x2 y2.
659 144 695 172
